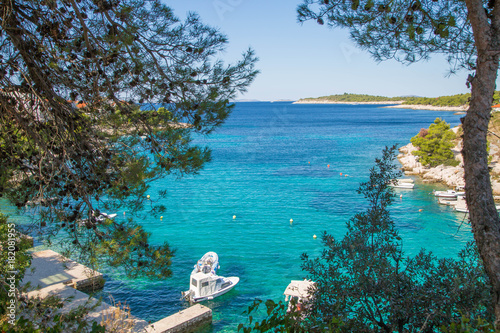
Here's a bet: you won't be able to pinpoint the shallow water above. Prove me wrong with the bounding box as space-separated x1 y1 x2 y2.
3 102 473 332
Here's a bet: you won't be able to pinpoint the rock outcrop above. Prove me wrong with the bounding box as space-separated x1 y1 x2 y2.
398 126 500 195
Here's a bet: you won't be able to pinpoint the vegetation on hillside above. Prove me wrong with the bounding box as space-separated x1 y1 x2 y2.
403 94 471 107
299 93 403 103
411 118 459 167
300 92 500 107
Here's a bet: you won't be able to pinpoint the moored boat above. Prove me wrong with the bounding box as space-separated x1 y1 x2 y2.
182 252 238 303
433 190 464 198
284 280 316 313
183 272 239 303
438 198 457 206
389 180 415 189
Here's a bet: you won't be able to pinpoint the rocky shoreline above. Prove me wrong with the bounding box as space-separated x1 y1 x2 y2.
398 127 500 195
386 104 468 112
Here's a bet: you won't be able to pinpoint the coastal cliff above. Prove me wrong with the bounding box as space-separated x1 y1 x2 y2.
398 126 500 195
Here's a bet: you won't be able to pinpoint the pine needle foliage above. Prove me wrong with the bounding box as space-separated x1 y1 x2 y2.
0 0 258 279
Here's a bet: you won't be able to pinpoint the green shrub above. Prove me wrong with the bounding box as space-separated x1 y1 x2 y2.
411 118 459 167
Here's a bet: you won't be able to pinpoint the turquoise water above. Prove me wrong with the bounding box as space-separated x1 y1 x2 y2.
3 102 473 332
98 102 471 331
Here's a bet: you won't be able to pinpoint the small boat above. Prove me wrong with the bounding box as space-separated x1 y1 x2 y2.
284 280 316 313
96 212 117 222
183 272 239 303
388 180 414 189
192 251 219 275
433 190 463 198
79 211 117 226
99 212 117 219
182 252 238 303
438 198 457 206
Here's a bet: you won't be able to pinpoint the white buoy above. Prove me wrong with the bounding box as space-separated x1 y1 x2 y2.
147 195 150 199
313 234 317 239
233 215 236 219
290 218 293 224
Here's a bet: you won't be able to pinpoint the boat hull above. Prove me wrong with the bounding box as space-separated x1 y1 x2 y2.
190 277 239 303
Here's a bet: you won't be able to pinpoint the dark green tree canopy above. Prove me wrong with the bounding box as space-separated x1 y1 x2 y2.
297 0 475 71
0 0 258 278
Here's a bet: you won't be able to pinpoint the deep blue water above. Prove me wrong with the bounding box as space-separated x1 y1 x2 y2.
3 102 473 332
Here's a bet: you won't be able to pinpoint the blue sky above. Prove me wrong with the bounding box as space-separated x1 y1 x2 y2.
168 0 479 101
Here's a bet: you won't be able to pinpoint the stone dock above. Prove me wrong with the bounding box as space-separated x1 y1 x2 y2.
22 249 212 332
146 304 212 333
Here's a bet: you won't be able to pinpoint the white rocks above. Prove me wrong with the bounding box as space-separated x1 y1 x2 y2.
398 136 500 194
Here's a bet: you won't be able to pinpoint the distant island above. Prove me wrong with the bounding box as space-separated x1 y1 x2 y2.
294 92 500 112
294 93 404 105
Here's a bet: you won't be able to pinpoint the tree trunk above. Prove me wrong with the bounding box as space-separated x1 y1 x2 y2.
462 54 500 327
463 0 500 327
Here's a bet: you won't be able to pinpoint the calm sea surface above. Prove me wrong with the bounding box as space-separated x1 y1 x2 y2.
3 102 473 332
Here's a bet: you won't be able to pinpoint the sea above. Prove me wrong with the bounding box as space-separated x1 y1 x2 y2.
2 102 473 332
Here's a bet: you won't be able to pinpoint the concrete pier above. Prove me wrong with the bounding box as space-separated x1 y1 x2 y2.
21 250 148 331
145 304 212 333
22 249 104 292
22 249 213 332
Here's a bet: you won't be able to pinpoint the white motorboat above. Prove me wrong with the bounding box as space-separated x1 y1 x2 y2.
455 206 469 213
192 251 219 275
182 252 238 303
79 211 117 226
433 190 463 198
183 272 239 303
97 212 117 221
388 180 414 189
284 280 316 313
438 198 457 206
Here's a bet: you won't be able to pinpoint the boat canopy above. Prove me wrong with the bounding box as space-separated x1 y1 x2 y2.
190 272 221 297
194 252 219 275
